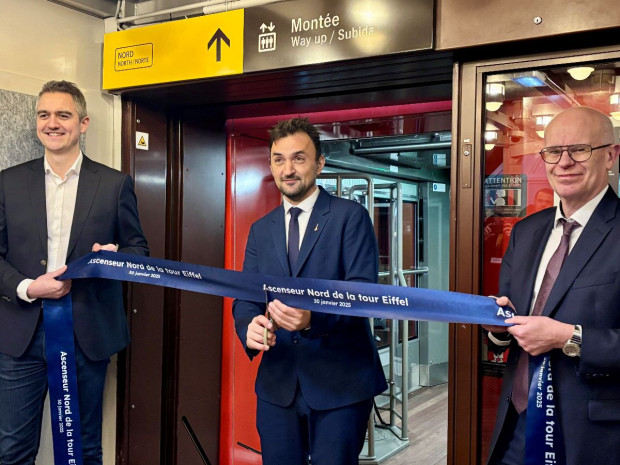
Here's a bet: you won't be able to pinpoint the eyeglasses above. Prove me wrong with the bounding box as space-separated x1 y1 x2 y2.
539 144 612 164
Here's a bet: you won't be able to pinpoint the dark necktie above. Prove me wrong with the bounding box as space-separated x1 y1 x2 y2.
511 218 580 413
288 207 301 271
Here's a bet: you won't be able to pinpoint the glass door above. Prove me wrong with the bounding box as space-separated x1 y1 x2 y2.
450 45 620 465
480 59 620 461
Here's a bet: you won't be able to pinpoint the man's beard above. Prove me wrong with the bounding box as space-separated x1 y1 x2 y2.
278 177 310 202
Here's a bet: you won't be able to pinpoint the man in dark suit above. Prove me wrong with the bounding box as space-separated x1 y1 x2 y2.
233 117 387 465
485 106 620 465
0 80 148 465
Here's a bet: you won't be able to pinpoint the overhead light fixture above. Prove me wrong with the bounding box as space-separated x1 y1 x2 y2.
485 83 505 112
567 66 595 81
535 115 554 138
610 77 620 121
484 131 498 150
484 123 499 150
610 94 620 120
511 70 548 87
590 69 615 93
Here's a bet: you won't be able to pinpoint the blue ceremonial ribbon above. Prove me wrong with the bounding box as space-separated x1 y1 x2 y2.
525 355 566 465
43 295 84 465
60 250 511 326
47 250 511 465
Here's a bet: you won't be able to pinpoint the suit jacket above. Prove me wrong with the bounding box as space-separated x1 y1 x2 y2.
0 155 148 361
233 186 387 410
487 187 620 465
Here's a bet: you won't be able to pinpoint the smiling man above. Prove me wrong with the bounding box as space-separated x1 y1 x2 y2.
0 80 148 465
484 106 620 465
233 117 387 465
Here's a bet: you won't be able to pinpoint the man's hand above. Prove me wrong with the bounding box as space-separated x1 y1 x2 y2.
246 315 276 351
482 296 514 333
267 299 311 332
506 315 574 356
92 243 118 252
26 266 71 300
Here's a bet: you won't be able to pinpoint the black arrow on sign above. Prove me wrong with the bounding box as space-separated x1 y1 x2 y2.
208 28 230 62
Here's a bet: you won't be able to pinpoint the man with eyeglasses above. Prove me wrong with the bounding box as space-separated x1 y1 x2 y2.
484 106 620 465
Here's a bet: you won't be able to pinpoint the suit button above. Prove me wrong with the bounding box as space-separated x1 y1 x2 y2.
505 396 510 403
292 337 299 344
40 260 47 266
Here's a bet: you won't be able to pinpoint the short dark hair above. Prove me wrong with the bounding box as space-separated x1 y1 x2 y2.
269 117 322 160
37 80 88 120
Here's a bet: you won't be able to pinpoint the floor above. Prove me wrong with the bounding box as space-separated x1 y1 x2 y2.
378 383 448 465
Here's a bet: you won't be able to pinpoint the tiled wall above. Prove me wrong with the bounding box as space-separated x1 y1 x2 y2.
0 89 42 170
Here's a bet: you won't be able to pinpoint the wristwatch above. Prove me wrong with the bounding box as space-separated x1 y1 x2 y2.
562 325 582 357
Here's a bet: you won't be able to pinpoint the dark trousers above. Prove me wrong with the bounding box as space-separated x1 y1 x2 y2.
0 321 109 465
490 403 527 465
256 384 373 465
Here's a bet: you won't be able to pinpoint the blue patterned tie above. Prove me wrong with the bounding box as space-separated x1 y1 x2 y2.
288 207 301 271
511 218 580 413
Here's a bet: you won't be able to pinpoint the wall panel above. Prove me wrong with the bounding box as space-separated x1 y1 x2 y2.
437 0 620 50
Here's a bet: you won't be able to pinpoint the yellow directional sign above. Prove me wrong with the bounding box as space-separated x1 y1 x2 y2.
103 10 244 90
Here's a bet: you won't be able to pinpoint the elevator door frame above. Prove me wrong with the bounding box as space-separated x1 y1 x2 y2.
223 107 451 465
450 44 620 465
120 104 226 465
118 51 455 463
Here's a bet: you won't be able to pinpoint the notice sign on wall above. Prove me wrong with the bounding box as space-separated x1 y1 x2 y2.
484 175 527 218
136 131 149 151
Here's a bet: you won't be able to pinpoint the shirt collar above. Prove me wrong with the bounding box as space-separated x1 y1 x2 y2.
555 185 609 227
44 152 83 178
283 186 320 215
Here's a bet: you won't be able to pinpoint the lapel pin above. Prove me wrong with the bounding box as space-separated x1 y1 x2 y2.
314 224 319 231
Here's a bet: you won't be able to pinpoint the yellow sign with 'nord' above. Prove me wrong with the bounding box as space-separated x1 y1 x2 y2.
103 9 244 90
115 43 153 71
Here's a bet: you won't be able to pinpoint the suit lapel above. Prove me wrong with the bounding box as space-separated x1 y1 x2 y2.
67 156 100 259
268 205 290 275
29 159 48 254
293 188 330 277
543 189 617 317
516 215 553 316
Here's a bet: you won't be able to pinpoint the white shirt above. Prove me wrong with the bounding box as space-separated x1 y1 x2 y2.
282 186 320 250
17 153 82 301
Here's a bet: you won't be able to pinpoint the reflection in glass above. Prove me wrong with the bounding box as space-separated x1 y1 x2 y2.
481 61 620 352
482 61 620 310
566 66 594 80
485 83 505 112
535 114 553 138
610 78 620 121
